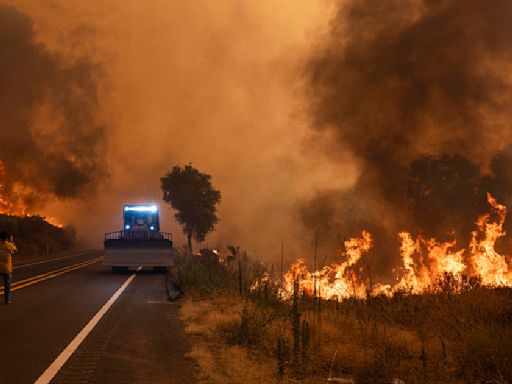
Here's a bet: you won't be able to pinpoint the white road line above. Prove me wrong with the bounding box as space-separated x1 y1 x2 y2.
33 266 142 384
14 250 98 270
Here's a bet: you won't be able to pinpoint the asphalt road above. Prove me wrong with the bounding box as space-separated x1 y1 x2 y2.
0 251 197 384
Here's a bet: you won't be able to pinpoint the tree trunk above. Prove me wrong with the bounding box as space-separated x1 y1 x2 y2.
187 231 192 253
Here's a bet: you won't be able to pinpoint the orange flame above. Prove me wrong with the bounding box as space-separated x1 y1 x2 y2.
277 231 373 301
42 216 64 228
469 193 511 286
253 193 512 301
0 161 64 228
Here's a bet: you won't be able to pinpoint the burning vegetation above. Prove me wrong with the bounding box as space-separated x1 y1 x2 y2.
302 0 512 287
0 160 64 228
174 237 512 383
257 193 512 301
0 157 75 258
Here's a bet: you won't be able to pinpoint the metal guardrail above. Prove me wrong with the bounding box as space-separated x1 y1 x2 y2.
105 230 172 241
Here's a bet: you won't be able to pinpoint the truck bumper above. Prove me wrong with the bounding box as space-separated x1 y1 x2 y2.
103 239 172 269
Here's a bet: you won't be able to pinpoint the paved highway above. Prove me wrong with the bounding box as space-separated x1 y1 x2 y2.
0 251 197 384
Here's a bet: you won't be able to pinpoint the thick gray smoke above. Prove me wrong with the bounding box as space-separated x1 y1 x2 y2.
0 5 105 211
304 0 512 266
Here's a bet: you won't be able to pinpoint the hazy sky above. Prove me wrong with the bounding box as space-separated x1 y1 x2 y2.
6 0 351 260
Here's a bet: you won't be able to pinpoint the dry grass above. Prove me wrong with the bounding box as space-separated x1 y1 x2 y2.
174 253 512 384
181 295 296 384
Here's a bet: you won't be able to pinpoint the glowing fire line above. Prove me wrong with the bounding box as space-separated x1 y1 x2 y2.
252 193 512 300
0 161 64 228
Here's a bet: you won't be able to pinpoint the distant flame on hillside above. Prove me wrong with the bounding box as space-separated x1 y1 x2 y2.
42 216 64 228
0 161 64 228
253 193 512 300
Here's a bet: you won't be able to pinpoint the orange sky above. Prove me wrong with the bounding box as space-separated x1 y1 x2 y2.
7 0 354 260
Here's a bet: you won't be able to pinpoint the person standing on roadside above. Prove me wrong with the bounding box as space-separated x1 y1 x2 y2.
0 231 17 304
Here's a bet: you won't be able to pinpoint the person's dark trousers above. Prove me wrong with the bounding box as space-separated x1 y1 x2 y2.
1 273 11 303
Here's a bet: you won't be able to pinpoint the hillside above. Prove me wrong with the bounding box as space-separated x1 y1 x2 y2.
0 214 76 263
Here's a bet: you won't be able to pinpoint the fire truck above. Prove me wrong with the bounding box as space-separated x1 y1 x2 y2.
104 204 172 272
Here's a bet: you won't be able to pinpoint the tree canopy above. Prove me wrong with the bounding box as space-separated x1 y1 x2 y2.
160 164 221 251
407 154 487 242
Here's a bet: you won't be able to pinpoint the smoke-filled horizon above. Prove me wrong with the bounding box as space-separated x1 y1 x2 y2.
3 1 512 272
0 5 106 211
305 0 512 273
1 0 348 261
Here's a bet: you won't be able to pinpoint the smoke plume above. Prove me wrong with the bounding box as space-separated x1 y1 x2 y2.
305 0 512 266
5 0 338 257
7 0 512 266
0 5 105 211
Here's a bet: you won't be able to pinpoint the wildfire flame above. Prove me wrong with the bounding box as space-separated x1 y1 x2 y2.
0 161 64 228
469 194 510 286
42 216 64 228
254 193 512 301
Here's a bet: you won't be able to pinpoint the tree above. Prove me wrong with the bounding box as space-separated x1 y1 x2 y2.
407 154 487 243
160 164 221 252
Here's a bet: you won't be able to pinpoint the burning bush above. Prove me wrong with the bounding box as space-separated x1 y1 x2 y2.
175 241 512 383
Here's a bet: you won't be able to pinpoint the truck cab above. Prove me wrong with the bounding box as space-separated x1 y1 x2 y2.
123 204 159 232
